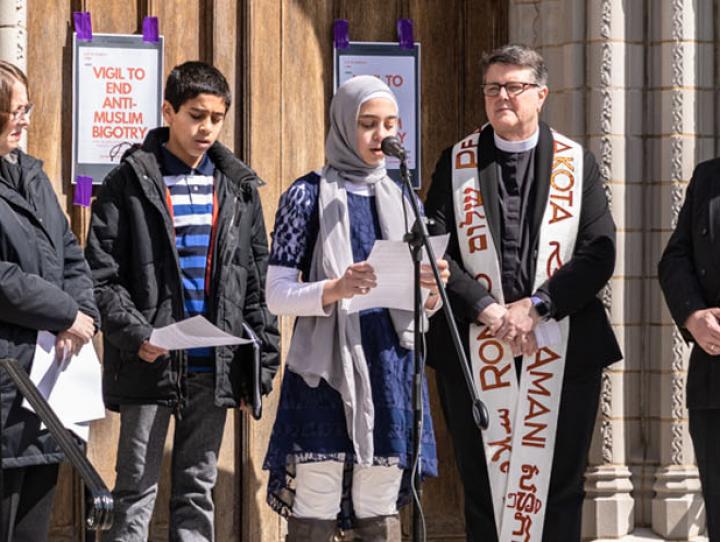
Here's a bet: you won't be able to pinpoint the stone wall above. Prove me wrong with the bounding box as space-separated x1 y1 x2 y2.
509 0 717 539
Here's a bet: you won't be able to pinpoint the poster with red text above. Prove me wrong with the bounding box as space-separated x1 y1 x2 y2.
73 33 163 184
335 42 421 188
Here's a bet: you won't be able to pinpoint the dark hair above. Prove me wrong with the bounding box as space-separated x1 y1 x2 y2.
164 61 231 112
480 44 548 87
0 61 28 133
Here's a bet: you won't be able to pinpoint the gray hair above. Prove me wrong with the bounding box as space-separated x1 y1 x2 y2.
480 44 548 87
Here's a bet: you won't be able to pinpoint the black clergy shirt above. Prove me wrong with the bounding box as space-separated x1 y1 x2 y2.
496 147 536 303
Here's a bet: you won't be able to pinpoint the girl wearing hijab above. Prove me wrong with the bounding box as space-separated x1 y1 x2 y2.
0 61 98 541
263 76 447 541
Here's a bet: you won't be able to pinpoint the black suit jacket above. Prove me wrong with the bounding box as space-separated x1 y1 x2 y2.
425 122 622 377
659 158 720 409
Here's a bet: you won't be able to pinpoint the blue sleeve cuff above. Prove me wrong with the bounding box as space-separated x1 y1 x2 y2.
532 290 555 318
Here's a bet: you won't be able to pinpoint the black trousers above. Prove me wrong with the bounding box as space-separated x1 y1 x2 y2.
689 408 720 542
436 361 602 542
1 463 59 542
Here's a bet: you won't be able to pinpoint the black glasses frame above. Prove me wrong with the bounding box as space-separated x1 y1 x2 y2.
481 82 540 97
8 103 33 120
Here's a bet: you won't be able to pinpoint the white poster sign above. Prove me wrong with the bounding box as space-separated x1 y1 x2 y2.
73 33 163 184
335 42 421 188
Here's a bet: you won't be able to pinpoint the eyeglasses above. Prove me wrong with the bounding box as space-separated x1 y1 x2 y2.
481 82 540 98
9 103 33 121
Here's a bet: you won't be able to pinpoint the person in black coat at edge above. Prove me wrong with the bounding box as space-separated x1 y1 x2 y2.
658 158 720 542
0 61 99 542
424 44 622 541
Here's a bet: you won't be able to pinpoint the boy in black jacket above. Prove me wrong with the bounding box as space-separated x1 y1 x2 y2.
85 61 279 541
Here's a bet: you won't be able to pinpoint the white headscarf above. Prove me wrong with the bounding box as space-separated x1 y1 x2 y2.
325 75 398 184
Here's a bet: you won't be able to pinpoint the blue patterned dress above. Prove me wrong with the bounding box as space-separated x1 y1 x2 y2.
263 172 437 526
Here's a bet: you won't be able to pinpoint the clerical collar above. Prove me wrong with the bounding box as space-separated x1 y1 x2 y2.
494 129 539 153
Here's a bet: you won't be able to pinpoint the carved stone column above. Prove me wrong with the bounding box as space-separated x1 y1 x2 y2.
0 0 26 149
580 0 639 536
0 0 26 69
650 0 709 537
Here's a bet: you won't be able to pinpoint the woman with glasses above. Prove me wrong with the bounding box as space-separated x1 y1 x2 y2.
0 61 98 542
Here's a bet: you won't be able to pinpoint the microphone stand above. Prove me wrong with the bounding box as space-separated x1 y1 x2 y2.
396 156 489 542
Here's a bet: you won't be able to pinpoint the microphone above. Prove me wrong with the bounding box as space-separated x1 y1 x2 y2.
381 136 407 161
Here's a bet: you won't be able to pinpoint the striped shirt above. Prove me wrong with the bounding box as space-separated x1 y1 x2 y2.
161 146 215 372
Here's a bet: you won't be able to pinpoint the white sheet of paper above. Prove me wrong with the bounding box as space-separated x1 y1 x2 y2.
346 234 450 313
67 421 90 442
149 315 252 351
23 331 105 441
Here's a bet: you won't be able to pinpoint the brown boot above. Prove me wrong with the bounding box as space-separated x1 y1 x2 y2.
286 517 339 542
353 514 402 541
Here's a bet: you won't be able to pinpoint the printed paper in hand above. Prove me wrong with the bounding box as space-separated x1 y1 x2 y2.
149 315 252 351
23 331 105 441
346 234 450 313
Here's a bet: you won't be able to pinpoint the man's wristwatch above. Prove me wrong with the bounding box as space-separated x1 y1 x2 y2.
530 295 550 320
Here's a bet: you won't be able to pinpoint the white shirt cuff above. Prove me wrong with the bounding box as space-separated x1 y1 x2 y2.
265 265 331 317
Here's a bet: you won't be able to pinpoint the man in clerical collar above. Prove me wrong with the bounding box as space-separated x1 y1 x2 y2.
425 43 622 542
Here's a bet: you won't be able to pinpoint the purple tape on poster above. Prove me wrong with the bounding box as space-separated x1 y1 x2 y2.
333 19 349 49
74 176 92 207
397 19 414 49
73 12 93 41
143 16 159 43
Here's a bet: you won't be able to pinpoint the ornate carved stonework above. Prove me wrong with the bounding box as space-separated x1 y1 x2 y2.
597 0 614 465
599 0 613 205
669 0 686 467
0 0 26 67
599 370 613 463
16 0 26 66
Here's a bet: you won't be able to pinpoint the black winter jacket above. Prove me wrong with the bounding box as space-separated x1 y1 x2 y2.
0 150 99 468
85 128 280 411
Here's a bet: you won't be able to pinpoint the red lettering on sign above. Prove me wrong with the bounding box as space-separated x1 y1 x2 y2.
550 169 574 192
551 155 574 172
127 67 146 80
549 200 573 224
521 421 547 448
527 347 561 371
460 210 486 229
476 329 512 391
456 149 477 170
527 369 552 397
463 186 483 208
498 407 512 434
93 66 125 79
525 395 550 421
545 241 563 277
512 511 532 542
489 435 512 472
519 464 539 492
553 138 572 155
469 234 488 253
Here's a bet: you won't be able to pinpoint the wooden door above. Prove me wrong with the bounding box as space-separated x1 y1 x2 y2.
24 1 507 540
